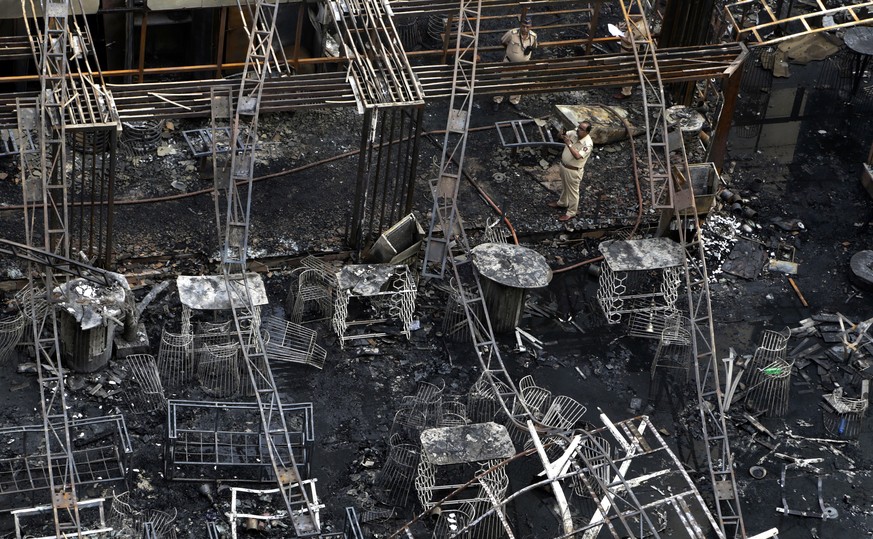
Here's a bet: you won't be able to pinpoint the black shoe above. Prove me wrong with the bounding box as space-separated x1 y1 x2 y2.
492 101 501 112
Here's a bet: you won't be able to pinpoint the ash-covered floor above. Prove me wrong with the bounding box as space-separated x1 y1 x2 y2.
0 32 872 539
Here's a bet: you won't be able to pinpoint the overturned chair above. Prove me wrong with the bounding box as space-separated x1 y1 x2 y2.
262 314 327 369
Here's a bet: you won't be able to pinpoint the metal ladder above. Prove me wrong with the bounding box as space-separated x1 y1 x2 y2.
419 0 534 428
621 1 745 537
20 2 79 535
212 0 320 535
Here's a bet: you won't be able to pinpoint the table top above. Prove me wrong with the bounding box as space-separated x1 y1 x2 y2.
471 243 552 289
845 26 873 56
420 422 516 466
600 238 685 271
177 273 268 310
338 263 406 296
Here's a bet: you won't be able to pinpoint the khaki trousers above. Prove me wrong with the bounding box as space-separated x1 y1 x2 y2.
558 164 584 217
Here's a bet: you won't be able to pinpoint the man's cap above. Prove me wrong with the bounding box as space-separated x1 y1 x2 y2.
521 15 532 25
629 5 642 15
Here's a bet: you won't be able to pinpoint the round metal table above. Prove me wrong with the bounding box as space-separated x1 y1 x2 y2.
471 242 552 333
845 26 873 97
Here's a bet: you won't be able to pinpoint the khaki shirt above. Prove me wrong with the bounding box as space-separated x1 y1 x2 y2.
561 132 593 169
502 29 537 63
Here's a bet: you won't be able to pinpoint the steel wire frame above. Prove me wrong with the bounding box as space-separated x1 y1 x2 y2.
262 314 327 369
560 416 723 539
196 340 242 397
597 264 683 325
164 399 314 482
109 491 178 539
438 399 470 427
227 483 327 539
122 354 167 414
0 312 26 363
12 497 112 538
540 395 588 432
390 380 447 442
744 327 792 417
822 384 869 439
157 329 195 390
374 433 422 507
0 415 132 502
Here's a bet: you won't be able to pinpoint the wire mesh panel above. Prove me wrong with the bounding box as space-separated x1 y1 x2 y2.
123 354 167 415
196 341 241 397
745 328 792 417
374 433 421 508
164 400 314 482
822 383 869 439
0 312 25 363
0 416 132 501
157 329 194 389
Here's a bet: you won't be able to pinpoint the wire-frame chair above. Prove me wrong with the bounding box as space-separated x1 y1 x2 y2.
822 382 869 439
157 329 194 390
0 313 25 363
540 395 588 431
289 268 335 324
123 354 167 414
432 503 475 539
650 317 693 383
374 433 421 508
196 341 241 397
110 491 178 539
466 375 510 424
570 435 612 500
262 314 327 369
744 327 792 417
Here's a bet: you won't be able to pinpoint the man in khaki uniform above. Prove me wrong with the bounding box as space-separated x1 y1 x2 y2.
614 5 648 100
548 122 593 222
493 16 537 111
